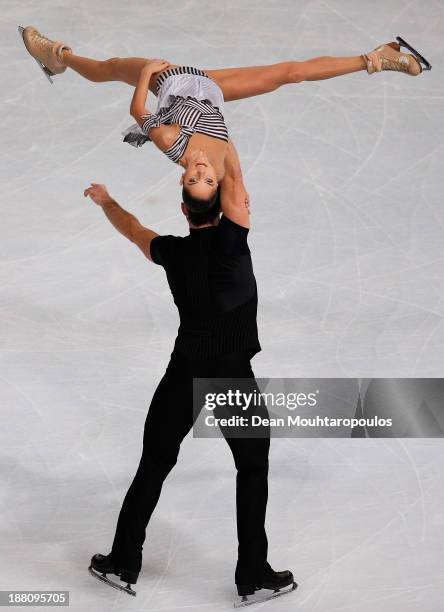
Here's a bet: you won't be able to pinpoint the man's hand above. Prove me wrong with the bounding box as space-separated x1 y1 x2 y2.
84 183 112 207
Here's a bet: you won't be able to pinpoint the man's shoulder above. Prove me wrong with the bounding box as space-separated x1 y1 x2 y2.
216 214 250 255
218 213 249 232
152 233 184 242
150 233 185 265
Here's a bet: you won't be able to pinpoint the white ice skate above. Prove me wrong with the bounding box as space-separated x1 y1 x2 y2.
362 36 432 76
17 25 71 84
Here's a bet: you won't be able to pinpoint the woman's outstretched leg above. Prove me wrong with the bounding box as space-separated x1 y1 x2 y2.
60 50 161 89
20 26 160 88
205 56 366 102
206 39 424 102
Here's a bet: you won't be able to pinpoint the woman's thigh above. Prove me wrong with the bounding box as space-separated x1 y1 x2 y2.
114 57 179 92
204 62 294 101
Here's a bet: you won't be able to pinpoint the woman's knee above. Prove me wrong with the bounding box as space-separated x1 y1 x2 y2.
285 61 306 84
100 56 121 81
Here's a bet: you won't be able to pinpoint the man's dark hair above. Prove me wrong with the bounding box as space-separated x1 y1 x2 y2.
182 185 221 227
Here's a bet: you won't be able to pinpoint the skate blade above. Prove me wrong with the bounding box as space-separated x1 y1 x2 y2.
88 565 136 597
396 36 432 71
234 582 297 608
18 25 54 83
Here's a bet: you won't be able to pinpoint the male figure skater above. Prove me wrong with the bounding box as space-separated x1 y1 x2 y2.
85 142 297 607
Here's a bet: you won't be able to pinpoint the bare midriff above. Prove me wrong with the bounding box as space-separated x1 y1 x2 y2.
148 125 227 179
179 133 227 179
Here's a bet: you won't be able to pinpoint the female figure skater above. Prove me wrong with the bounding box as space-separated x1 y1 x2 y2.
19 26 431 210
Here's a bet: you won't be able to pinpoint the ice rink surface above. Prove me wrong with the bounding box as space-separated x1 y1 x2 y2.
1 0 444 610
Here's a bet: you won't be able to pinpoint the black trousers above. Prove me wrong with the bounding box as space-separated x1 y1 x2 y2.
110 349 270 585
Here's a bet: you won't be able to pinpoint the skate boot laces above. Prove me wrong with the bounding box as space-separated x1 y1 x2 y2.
364 42 422 75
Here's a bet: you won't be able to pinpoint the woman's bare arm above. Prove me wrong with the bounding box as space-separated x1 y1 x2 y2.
130 60 171 127
220 140 250 228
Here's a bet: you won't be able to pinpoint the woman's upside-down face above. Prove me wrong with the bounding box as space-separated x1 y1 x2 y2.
180 149 218 200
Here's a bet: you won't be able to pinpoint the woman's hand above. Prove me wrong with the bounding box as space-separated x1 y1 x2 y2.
131 60 170 126
84 183 112 207
144 59 171 73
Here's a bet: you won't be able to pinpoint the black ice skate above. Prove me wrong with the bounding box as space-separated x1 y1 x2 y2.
396 36 432 71
234 563 297 608
88 553 138 597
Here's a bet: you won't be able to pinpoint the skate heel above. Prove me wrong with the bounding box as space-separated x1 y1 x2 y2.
396 35 432 71
237 583 256 597
119 569 139 585
387 41 400 52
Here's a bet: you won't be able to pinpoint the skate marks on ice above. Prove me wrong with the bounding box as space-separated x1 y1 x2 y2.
17 26 54 84
88 565 136 597
234 582 297 608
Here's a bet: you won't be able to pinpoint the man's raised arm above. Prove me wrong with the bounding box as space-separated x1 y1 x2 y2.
84 183 159 261
220 140 250 229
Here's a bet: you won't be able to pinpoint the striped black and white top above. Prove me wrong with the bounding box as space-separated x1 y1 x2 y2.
122 66 228 163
